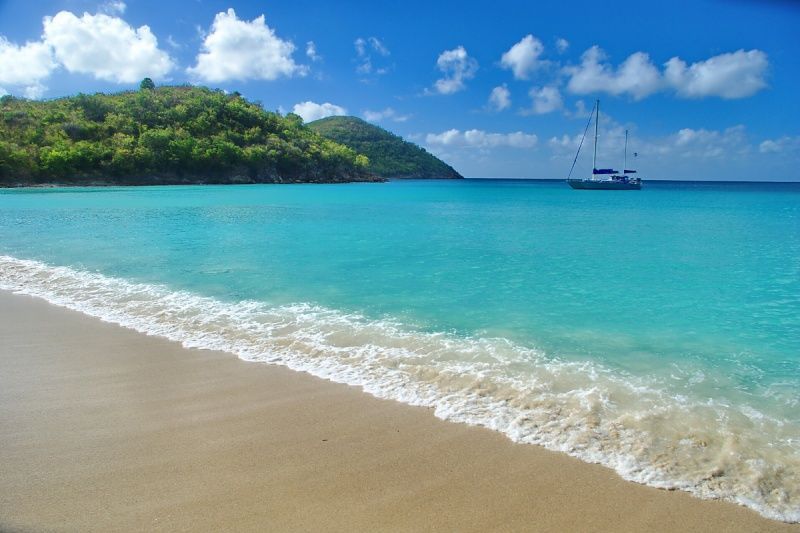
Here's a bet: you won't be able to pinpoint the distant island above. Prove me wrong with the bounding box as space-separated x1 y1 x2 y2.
0 82 463 187
309 116 462 179
0 82 381 187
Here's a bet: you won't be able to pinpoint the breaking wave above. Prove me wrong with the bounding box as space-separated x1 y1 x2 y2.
0 254 797 522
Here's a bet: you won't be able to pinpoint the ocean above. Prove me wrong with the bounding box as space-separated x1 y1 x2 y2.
1 179 798 521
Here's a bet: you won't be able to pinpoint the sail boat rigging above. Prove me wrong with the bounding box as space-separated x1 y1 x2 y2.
566 100 642 190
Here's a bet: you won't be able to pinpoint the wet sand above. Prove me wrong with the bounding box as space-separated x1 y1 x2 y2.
1 290 796 532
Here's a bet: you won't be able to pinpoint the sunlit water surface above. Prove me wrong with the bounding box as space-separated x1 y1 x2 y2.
1 179 798 521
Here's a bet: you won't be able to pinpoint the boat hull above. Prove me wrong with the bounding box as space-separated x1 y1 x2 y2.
567 179 641 190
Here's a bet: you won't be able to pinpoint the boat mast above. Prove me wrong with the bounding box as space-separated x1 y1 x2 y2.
566 100 596 182
624 129 628 172
592 99 599 173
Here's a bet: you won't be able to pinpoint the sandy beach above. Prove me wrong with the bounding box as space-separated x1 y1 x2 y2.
0 290 796 532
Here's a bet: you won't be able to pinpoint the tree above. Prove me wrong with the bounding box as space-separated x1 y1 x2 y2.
139 78 155 91
0 84 379 185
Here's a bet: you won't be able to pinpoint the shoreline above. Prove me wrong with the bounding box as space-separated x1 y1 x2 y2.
3 178 800 189
1 290 797 531
0 177 388 188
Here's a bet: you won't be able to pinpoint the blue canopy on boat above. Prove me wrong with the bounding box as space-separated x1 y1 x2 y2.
592 168 617 174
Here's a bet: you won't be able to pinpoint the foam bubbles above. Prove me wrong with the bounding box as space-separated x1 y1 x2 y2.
0 255 797 522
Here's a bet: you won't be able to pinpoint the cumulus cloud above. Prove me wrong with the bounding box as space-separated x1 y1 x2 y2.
550 122 792 179
42 10 173 83
556 38 569 54
188 8 306 82
354 36 390 76
488 84 511 111
672 125 744 150
566 46 769 101
527 86 562 114
565 46 662 100
548 133 581 152
98 1 126 15
550 122 750 162
363 107 409 122
548 113 628 156
426 129 537 149
292 101 347 123
0 37 56 96
431 46 477 95
661 125 751 158
571 99 591 118
22 84 47 99
500 35 547 79
1 5 178 97
664 49 768 99
759 136 800 154
306 41 321 62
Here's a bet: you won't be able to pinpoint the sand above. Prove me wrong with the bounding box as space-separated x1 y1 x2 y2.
0 290 796 532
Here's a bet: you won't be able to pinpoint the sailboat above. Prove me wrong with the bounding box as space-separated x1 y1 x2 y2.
566 100 642 190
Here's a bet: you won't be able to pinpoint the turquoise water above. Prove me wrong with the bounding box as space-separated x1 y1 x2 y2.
1 179 798 520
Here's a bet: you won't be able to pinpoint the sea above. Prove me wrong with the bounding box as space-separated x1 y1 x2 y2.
0 179 798 522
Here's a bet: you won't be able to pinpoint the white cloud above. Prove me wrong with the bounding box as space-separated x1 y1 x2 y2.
292 101 347 123
758 140 780 154
565 46 662 100
0 37 56 96
99 1 126 15
759 136 800 154
550 122 751 162
500 35 546 79
566 46 769 101
431 46 477 95
426 129 537 149
368 37 389 57
306 41 321 62
527 86 562 114
43 10 173 83
548 133 581 151
571 99 591 118
166 35 182 49
363 107 409 122
354 38 366 57
188 8 306 82
677 127 736 156
556 38 569 54
663 125 750 158
0 5 177 97
354 36 390 75
664 49 768 99
547 114 628 157
488 84 511 111
22 83 47 99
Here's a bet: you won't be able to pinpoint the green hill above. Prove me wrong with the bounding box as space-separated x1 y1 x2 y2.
0 84 379 186
307 116 462 179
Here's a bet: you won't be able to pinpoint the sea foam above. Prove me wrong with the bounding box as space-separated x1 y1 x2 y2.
0 254 797 522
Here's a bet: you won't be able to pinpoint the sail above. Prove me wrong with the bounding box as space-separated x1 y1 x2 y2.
624 170 637 174
592 168 617 175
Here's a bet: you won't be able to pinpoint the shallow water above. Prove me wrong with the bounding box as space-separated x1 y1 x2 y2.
1 179 798 521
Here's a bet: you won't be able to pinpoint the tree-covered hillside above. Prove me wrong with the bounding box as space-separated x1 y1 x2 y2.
0 84 378 186
308 116 462 179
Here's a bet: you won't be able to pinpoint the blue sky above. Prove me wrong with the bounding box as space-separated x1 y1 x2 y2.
1 0 798 180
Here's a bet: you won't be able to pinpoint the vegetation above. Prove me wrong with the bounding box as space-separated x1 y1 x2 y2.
0 83 379 186
308 116 462 179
